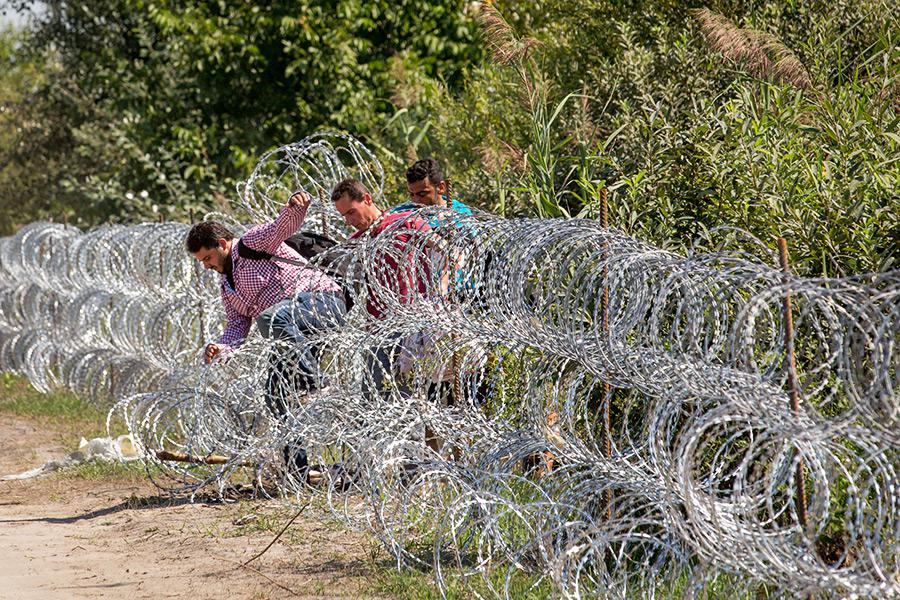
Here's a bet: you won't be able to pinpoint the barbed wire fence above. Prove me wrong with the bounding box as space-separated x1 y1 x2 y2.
0 133 897 598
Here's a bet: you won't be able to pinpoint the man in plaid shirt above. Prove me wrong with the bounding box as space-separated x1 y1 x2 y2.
187 191 343 362
186 191 346 479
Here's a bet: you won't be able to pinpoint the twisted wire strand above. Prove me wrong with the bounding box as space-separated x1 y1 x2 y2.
1 136 898 598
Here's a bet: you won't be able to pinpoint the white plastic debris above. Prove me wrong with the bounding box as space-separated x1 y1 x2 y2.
1 434 142 480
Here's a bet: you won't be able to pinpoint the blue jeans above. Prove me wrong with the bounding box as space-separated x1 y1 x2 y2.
256 292 346 473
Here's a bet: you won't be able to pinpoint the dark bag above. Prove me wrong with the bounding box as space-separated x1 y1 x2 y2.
238 231 337 261
237 233 356 310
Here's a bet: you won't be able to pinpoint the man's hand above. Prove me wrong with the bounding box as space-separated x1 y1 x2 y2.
204 343 221 364
288 190 312 210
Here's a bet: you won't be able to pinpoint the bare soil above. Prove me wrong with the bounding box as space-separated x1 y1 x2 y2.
0 416 384 600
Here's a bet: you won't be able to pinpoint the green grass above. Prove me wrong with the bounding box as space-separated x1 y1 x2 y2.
0 372 141 484
371 562 769 599
221 497 551 599
370 564 551 599
57 459 152 482
1 373 102 420
0 373 123 438
228 503 303 539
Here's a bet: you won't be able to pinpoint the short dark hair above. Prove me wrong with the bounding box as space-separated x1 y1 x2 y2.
406 158 444 186
331 178 368 203
185 221 234 253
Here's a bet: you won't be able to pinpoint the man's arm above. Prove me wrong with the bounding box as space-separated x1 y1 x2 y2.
241 191 312 254
206 300 251 362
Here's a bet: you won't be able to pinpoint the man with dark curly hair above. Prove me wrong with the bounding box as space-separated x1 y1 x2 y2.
388 158 473 220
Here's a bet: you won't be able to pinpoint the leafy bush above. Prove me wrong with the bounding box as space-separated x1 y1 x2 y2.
1 1 896 275
384 0 898 275
0 0 483 231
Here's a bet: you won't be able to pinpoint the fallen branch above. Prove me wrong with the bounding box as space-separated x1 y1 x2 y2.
156 449 254 467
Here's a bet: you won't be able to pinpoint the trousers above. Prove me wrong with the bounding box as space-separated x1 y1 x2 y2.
255 292 346 473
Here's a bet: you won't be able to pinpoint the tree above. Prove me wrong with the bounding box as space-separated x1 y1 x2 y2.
0 0 484 229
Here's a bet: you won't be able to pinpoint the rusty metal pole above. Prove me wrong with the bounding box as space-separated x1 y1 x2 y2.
600 188 612 517
777 237 808 529
442 178 461 402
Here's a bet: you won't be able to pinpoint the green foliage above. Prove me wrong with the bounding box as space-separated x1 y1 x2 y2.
371 562 552 600
1 373 99 421
58 459 150 481
0 25 68 231
1 1 896 274
0 373 126 441
0 0 483 232
387 0 898 275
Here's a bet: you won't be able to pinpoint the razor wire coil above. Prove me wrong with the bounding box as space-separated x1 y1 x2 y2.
0 133 898 599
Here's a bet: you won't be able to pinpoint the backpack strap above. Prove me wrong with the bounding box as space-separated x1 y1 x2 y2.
236 238 273 261
237 237 307 267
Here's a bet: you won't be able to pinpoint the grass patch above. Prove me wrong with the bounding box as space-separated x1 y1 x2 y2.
0 373 124 438
0 373 142 484
370 561 767 599
370 564 551 600
56 459 152 483
229 504 301 538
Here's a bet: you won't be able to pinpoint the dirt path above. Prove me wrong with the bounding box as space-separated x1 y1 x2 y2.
0 417 384 600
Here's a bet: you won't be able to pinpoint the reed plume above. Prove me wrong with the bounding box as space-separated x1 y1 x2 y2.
478 3 538 66
693 8 813 90
389 54 420 109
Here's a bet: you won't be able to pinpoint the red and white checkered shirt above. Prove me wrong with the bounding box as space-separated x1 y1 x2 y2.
216 203 341 352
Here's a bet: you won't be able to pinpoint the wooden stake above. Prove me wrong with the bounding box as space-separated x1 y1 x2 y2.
156 449 253 467
449 253 462 404
600 187 612 518
776 237 808 529
194 252 206 344
60 214 70 266
441 180 461 404
198 301 206 345
451 347 462 403
445 179 454 206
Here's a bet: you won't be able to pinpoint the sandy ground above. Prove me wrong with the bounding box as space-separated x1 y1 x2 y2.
0 416 384 600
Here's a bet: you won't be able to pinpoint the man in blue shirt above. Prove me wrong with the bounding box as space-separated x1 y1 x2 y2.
389 158 473 222
388 159 492 432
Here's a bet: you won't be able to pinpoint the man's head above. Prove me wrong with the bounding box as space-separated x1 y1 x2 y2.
331 178 381 232
185 221 234 273
406 158 447 207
